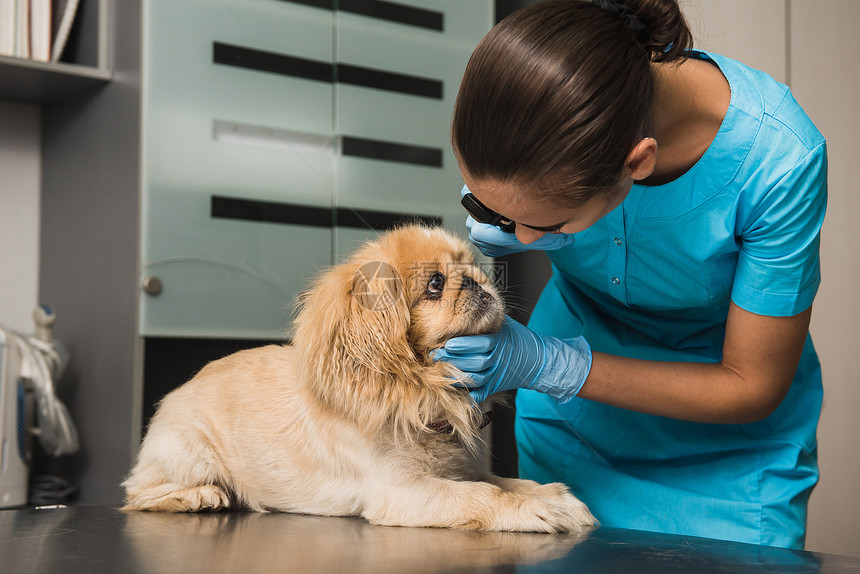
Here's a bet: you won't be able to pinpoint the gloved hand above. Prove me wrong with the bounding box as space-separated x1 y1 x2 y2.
432 316 593 404
461 186 575 257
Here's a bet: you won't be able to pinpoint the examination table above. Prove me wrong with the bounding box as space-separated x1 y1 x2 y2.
2 505 858 573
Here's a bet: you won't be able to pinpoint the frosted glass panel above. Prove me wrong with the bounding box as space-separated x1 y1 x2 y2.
140 185 330 339
141 0 335 338
138 0 494 336
333 0 493 254
143 0 335 202
334 227 381 265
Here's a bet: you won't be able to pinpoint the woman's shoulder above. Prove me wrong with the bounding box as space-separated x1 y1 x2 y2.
631 52 825 218
701 50 824 154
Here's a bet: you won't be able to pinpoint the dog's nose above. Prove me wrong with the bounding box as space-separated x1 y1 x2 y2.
461 275 496 306
480 289 494 305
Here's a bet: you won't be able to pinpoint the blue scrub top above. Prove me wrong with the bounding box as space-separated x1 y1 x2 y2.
516 51 827 549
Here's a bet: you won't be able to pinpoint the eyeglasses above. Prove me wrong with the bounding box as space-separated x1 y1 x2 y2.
460 193 516 233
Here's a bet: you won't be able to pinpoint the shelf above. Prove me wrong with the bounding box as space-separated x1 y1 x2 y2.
0 55 111 104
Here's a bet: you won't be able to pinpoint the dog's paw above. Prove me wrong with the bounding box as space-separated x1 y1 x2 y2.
485 484 595 534
551 488 597 533
521 492 595 534
483 477 595 531
124 484 232 513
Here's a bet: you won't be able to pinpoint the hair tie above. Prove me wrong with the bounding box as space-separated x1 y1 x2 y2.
592 0 648 43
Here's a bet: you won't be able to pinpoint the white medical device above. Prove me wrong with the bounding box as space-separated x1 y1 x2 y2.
0 307 78 509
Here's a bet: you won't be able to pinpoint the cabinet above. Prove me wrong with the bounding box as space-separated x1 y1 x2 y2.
31 0 492 504
0 0 110 103
139 0 490 339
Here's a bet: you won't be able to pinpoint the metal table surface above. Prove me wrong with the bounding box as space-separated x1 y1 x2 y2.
2 505 858 573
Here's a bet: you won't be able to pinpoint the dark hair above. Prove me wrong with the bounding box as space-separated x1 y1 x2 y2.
451 0 693 207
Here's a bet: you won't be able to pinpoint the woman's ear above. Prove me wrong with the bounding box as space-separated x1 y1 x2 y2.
626 136 658 181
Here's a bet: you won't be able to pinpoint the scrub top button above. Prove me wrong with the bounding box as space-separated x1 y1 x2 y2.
611 277 621 285
614 237 622 245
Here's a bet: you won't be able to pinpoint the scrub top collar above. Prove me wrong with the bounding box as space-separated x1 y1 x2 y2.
631 50 764 220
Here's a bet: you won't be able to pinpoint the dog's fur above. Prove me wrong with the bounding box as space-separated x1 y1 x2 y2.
122 225 595 533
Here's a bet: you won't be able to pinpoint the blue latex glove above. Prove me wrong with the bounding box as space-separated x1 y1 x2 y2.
432 316 593 404
461 185 575 257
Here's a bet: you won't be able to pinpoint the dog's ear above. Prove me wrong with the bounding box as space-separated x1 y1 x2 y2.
293 251 482 449
343 259 413 368
292 257 415 387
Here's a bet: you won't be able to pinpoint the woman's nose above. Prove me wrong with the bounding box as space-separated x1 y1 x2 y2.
514 225 546 245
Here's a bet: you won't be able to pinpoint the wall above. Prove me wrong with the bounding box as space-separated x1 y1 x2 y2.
0 102 40 333
683 0 859 557
37 0 143 506
789 0 860 558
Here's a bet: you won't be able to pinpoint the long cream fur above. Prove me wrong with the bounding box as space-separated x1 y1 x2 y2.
121 225 595 533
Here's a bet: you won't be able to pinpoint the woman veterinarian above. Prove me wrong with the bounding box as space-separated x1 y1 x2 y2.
434 0 827 549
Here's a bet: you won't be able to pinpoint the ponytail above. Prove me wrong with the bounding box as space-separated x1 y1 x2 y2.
621 0 693 62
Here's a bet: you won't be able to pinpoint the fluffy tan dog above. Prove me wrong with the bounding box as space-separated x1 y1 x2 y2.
122 225 595 533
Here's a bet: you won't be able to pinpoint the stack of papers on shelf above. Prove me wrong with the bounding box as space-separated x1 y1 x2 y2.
51 0 78 62
0 0 25 58
31 0 50 61
0 0 79 62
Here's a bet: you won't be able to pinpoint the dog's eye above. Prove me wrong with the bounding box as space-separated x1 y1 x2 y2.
426 272 446 296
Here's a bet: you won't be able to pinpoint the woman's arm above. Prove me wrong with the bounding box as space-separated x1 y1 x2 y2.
578 302 812 424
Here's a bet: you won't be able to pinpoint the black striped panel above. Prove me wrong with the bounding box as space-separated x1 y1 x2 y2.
212 196 333 228
212 42 332 83
338 63 442 99
279 0 333 9
341 136 443 167
213 42 442 99
212 196 441 230
278 0 444 31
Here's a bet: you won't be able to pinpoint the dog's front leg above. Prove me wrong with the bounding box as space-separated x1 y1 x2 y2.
362 476 594 533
